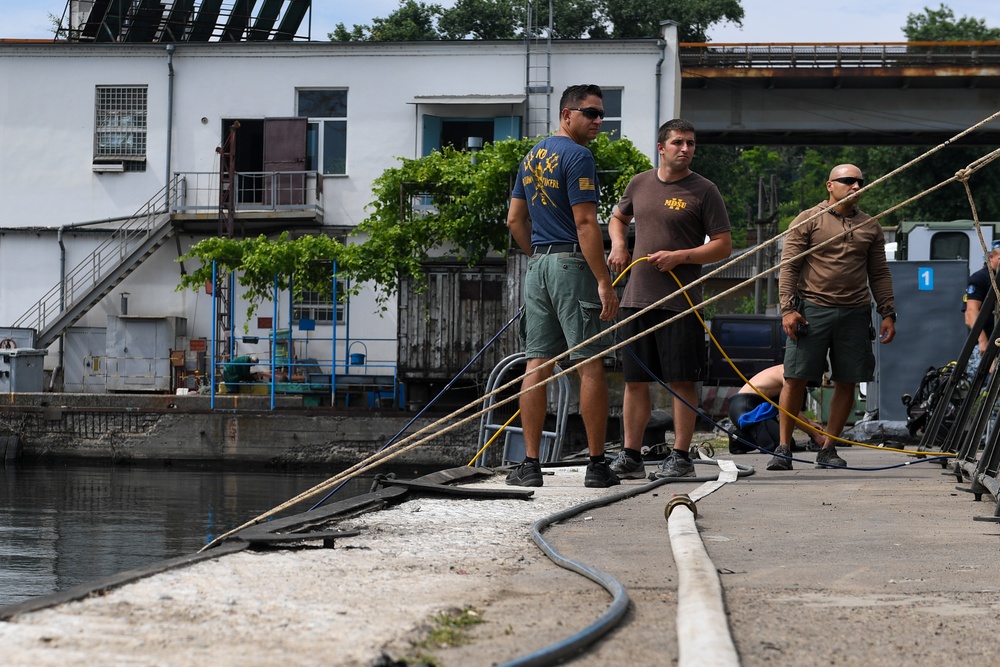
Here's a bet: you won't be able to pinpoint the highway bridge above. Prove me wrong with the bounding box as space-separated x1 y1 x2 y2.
679 41 1000 145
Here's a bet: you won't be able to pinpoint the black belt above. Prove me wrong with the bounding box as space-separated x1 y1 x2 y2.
533 243 580 254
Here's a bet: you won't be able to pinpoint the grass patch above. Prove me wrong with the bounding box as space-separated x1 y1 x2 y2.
424 606 484 648
401 606 486 665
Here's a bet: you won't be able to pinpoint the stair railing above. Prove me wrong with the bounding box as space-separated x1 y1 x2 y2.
13 178 176 335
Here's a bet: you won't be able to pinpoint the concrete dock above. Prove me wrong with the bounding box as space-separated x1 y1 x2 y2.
1 445 998 666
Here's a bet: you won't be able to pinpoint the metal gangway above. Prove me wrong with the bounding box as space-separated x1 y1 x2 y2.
472 352 570 468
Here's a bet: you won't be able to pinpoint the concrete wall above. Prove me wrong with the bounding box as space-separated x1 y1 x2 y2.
1 39 678 225
0 34 679 377
0 393 480 467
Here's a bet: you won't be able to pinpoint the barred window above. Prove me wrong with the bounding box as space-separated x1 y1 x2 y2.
94 85 147 171
292 285 346 325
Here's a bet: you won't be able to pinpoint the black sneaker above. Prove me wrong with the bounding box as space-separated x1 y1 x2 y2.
766 445 793 471
585 460 621 488
815 446 847 469
608 450 646 479
506 460 543 487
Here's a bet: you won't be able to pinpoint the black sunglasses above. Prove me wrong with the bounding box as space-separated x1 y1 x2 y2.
831 176 864 187
568 107 605 120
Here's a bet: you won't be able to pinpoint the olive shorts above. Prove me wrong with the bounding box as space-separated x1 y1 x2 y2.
783 300 875 384
521 252 611 360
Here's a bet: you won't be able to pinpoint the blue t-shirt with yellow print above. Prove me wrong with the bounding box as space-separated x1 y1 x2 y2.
512 135 599 247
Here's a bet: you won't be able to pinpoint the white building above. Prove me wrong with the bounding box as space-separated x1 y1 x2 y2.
0 28 680 399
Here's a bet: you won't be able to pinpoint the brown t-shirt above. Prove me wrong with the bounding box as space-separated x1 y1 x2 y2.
616 170 731 310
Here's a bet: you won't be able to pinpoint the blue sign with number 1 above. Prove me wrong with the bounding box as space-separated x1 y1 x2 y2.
918 267 934 290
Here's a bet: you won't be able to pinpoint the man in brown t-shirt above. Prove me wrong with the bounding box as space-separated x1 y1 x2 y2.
608 119 732 479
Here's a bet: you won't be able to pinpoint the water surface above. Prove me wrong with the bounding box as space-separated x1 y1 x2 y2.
0 462 416 608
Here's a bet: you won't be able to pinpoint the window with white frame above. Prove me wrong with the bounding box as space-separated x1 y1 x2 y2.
292 285 346 325
94 85 147 171
601 88 622 140
298 89 347 175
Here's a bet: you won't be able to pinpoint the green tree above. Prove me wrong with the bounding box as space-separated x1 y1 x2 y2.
438 0 521 39
904 3 1000 41
331 0 444 41
349 134 652 301
179 135 652 311
691 145 753 244
600 0 744 42
694 145 841 242
841 145 1000 227
541 0 603 39
333 0 743 42
176 233 356 326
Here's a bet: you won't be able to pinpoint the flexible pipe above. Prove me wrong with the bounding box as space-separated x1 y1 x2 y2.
654 36 666 164
669 504 739 667
498 459 754 667
165 44 175 208
668 459 741 666
55 228 65 386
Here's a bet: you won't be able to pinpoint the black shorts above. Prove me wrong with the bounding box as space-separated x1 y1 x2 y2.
620 308 705 383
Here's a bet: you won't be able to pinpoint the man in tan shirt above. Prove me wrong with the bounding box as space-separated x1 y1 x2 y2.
769 164 896 471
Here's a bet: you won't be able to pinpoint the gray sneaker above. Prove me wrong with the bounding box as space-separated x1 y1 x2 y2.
609 450 647 479
654 452 695 478
815 446 847 469
766 445 793 471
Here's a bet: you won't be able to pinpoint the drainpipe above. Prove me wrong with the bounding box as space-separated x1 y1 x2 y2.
655 21 680 168
165 44 175 207
54 228 66 389
654 39 665 167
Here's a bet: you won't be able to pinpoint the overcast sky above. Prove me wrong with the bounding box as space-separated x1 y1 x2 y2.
4 1 997 42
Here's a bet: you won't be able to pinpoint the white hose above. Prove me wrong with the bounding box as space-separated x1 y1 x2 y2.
667 459 741 667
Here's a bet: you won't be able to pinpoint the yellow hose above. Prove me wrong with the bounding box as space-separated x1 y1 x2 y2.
662 262 950 456
469 254 944 464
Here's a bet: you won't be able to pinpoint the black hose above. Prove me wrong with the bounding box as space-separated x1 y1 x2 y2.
497 461 755 667
617 332 953 472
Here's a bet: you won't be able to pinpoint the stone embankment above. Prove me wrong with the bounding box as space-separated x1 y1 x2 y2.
0 393 480 467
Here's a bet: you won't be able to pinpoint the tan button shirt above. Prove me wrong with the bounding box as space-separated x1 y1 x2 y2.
778 203 895 317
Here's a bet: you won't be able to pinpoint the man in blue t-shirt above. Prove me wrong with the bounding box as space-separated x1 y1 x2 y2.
963 246 1000 376
506 84 620 489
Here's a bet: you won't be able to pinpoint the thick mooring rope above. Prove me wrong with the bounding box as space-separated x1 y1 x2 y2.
200 111 1000 551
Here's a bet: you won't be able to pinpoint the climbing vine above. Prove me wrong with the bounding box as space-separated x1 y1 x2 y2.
177 233 357 324
177 133 653 318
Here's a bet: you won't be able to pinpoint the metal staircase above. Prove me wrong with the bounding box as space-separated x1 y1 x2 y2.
524 0 553 138
12 182 177 349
